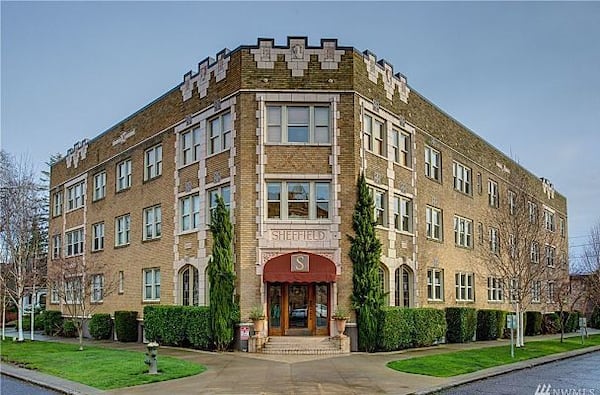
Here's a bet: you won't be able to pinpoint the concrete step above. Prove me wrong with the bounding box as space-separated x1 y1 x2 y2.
262 336 345 355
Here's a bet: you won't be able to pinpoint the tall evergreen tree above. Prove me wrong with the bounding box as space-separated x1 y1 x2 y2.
208 195 237 351
349 172 384 352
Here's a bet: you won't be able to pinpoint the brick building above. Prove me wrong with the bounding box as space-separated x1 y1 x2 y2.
48 37 568 343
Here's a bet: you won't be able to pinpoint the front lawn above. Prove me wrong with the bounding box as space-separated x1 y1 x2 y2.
387 334 600 377
0 340 205 390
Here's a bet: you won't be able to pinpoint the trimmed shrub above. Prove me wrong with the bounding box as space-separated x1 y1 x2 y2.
144 305 212 350
22 314 45 331
40 310 63 336
186 307 212 350
89 313 112 340
542 312 560 334
477 309 500 340
379 307 446 351
412 308 446 347
525 311 542 336
62 320 77 337
591 306 600 329
446 307 477 343
114 311 138 342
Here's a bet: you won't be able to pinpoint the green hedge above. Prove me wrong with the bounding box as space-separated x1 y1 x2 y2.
114 311 138 342
445 307 477 343
62 320 77 337
591 306 600 329
542 312 560 334
476 309 502 340
22 314 45 331
40 310 63 336
89 313 112 340
525 311 543 336
144 305 212 350
379 307 446 351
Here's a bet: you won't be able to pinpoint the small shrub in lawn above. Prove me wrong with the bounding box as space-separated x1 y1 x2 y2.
445 307 477 343
40 310 63 336
89 313 112 340
525 311 542 336
62 320 77 337
114 311 138 342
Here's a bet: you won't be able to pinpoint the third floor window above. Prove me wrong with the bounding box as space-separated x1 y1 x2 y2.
116 159 132 191
267 181 330 220
453 161 472 194
425 146 441 181
67 181 85 211
144 145 162 180
208 112 232 155
93 171 106 201
267 105 330 144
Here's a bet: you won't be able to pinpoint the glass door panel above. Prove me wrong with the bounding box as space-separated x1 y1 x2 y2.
268 284 282 329
288 285 308 328
316 284 328 329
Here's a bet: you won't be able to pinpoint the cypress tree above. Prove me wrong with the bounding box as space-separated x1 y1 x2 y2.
349 172 384 352
208 195 237 351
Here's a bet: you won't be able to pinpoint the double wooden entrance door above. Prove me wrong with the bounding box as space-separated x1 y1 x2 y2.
267 283 329 336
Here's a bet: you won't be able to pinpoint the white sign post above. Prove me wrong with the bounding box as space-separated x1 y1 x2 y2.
579 317 587 344
507 314 517 358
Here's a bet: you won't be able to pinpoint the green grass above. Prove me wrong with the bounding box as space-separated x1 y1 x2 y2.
0 340 205 390
387 334 600 377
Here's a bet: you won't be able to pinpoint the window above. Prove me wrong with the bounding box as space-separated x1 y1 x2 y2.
508 190 516 215
92 222 104 251
509 278 519 302
115 214 131 246
477 173 482 195
453 215 473 248
118 271 124 294
545 245 556 267
91 274 104 303
65 277 82 304
559 217 565 237
208 185 231 221
143 268 160 301
66 181 85 211
426 206 442 241
52 191 63 216
532 281 541 303
144 145 162 180
530 241 540 263
528 201 538 223
425 146 441 181
50 288 59 304
371 188 386 226
143 205 162 240
208 112 232 154
427 269 443 301
378 266 389 304
363 114 385 155
393 196 412 233
93 171 106 201
179 265 199 306
267 105 329 144
453 161 472 194
544 209 556 232
547 281 555 303
52 234 61 259
394 266 412 307
509 234 517 258
180 127 202 166
392 129 411 167
455 272 474 301
488 179 499 207
66 228 84 257
116 159 132 191
266 181 330 220
180 194 200 231
489 227 499 254
487 278 503 302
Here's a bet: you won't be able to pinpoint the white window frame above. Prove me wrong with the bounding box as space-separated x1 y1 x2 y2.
66 181 85 211
528 201 538 223
92 222 104 252
453 161 472 195
545 244 556 267
208 112 232 155
530 241 540 263
65 276 82 304
179 194 200 232
267 104 330 144
426 206 442 241
547 281 555 303
143 268 160 302
489 227 499 254
115 214 131 246
455 272 474 302
52 191 63 216
363 113 385 156
116 159 132 191
370 187 387 227
144 144 163 180
180 127 202 166
532 281 541 303
425 145 441 181
391 128 411 167
52 234 61 259
393 195 412 233
488 179 499 208
487 277 503 302
453 215 473 248
266 181 331 221
544 209 556 232
427 268 443 301
559 217 565 237
143 205 162 240
93 171 106 201
208 185 231 221
508 190 516 215
65 228 84 257
91 274 104 303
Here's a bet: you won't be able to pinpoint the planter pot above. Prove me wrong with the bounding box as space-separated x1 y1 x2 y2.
334 318 347 335
253 318 265 335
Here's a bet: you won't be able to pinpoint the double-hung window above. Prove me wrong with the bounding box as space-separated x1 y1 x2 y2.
532 281 541 303
488 179 499 207
370 188 386 226
208 185 231 221
67 181 85 211
426 206 442 240
425 145 441 181
547 281 555 303
93 171 106 201
363 114 385 155
65 277 82 304
143 268 160 302
487 277 503 302
489 227 499 254
208 112 232 155
393 196 412 233
144 145 162 180
544 209 556 232
116 159 132 191
52 234 61 259
115 214 131 246
528 201 538 223
266 181 330 220
391 129 411 167
65 228 84 257
143 205 162 240
91 274 104 303
92 222 104 251
530 241 540 263
427 269 443 301
559 217 565 237
455 272 474 301
267 105 330 144
508 190 516 215
453 161 472 194
52 191 63 216
453 215 473 248
180 194 200 231
545 245 556 267
180 127 202 166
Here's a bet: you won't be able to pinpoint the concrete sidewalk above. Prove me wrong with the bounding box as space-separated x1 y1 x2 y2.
2 328 599 394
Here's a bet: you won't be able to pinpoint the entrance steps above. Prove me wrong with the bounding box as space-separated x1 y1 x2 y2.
262 336 348 355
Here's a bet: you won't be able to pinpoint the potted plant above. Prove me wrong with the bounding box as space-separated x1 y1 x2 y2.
332 307 349 336
249 305 266 335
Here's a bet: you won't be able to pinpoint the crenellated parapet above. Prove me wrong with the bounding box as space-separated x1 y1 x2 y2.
363 50 409 103
180 48 231 101
65 139 88 168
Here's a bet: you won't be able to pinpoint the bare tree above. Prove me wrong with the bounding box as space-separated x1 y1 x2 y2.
47 256 117 350
0 151 45 341
553 277 584 342
580 220 600 309
479 170 564 347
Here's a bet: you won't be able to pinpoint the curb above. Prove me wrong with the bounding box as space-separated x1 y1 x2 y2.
1 363 103 395
413 345 600 394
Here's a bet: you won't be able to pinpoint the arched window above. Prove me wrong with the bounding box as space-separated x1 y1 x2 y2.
395 265 413 307
179 265 199 306
378 265 390 305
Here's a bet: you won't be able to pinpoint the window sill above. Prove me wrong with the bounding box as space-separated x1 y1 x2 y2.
177 161 200 171
426 237 444 244
91 301 103 305
91 249 104 254
143 174 162 184
92 197 106 203
487 300 504 304
65 206 84 214
424 176 442 185
264 219 333 225
178 229 199 236
142 237 161 243
455 300 475 304
115 187 131 195
427 299 445 304
454 244 473 251
65 253 84 258
454 189 473 198
394 229 414 237
264 142 332 147
392 161 413 171
142 300 161 304
114 243 130 249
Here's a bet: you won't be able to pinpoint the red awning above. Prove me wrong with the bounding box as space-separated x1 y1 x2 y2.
263 252 337 283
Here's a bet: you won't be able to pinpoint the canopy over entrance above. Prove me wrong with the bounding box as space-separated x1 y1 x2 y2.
263 251 336 283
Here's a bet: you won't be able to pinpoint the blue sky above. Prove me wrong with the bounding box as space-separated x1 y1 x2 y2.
2 1 599 266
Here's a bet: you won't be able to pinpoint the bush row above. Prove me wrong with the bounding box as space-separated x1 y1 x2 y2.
379 307 446 351
143 305 212 350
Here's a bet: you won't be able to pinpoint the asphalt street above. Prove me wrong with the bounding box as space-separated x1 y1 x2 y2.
1 375 60 395
441 351 600 395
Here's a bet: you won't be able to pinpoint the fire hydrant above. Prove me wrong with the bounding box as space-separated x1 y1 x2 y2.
144 342 159 374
